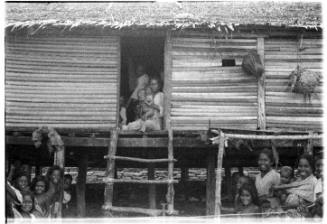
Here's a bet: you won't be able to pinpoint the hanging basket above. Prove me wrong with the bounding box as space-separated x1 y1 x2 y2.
241 50 264 78
288 66 321 96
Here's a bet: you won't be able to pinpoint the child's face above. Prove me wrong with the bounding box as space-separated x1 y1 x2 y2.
17 176 28 191
236 177 249 190
315 159 323 179
22 195 33 213
280 171 292 184
258 153 272 172
35 180 46 195
51 170 61 184
240 189 252 206
138 90 146 101
64 178 72 190
298 158 312 179
145 87 152 96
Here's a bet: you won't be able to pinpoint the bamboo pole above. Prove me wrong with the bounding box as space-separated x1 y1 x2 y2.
214 133 322 140
102 205 162 216
257 37 266 129
214 130 225 216
103 129 119 214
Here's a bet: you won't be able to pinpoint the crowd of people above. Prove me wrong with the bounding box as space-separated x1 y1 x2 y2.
6 161 73 219
119 65 164 132
228 148 323 218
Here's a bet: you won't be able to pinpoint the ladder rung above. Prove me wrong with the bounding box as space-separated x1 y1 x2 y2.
102 205 163 216
103 177 178 184
104 155 177 163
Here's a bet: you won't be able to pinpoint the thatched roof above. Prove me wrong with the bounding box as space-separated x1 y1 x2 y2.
6 1 322 32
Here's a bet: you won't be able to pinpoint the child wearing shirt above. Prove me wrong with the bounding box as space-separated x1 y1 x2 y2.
255 148 280 203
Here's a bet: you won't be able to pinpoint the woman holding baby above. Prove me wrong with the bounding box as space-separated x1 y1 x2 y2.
123 74 164 132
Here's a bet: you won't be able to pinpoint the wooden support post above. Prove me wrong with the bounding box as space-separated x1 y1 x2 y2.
305 131 314 155
163 30 172 130
166 125 175 214
214 131 225 216
148 151 156 210
76 152 88 217
206 149 216 216
225 165 232 200
257 37 266 130
54 146 65 218
103 129 119 214
181 167 189 200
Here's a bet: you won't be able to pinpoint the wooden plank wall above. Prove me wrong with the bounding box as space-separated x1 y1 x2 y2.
5 36 120 130
264 38 323 131
170 35 258 130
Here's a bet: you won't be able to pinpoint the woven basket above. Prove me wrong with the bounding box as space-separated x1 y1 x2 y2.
289 67 321 95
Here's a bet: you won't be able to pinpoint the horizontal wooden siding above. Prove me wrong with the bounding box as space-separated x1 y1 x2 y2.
264 38 323 131
170 36 258 130
5 36 120 130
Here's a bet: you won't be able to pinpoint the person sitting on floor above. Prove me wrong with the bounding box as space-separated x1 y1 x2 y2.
234 183 260 216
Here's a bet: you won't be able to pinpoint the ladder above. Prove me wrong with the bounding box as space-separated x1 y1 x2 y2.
102 126 178 216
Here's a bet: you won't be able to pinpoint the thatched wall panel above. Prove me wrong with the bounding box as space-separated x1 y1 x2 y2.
5 36 120 130
170 36 258 130
264 38 323 131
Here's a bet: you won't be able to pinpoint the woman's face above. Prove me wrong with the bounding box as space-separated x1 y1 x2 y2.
258 153 272 173
240 189 252 206
315 159 323 179
22 195 33 213
35 180 46 195
17 176 28 191
50 170 61 184
298 158 313 179
150 79 159 93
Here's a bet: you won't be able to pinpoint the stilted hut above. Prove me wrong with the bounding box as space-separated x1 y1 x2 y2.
5 1 323 217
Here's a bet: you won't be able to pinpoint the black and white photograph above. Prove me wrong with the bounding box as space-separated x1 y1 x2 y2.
3 0 324 222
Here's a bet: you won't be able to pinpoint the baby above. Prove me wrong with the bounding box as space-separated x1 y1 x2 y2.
273 166 294 205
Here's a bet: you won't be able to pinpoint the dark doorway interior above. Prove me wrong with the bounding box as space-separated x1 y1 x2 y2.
120 36 165 100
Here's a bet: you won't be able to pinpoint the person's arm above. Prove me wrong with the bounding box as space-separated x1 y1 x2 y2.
153 92 164 117
7 164 16 183
120 107 127 125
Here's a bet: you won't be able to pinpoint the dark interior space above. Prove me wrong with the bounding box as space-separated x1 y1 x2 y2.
120 36 165 99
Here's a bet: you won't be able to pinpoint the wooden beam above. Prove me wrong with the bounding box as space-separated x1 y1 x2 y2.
222 133 322 140
166 124 175 214
148 151 156 210
206 149 216 216
214 131 225 216
76 152 88 217
103 129 119 213
305 131 314 155
103 178 178 184
257 37 266 129
6 135 210 148
102 205 163 216
163 30 172 130
104 155 176 163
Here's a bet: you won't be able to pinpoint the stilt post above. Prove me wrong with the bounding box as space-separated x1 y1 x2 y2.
214 130 225 216
76 152 88 217
206 148 216 216
166 122 175 214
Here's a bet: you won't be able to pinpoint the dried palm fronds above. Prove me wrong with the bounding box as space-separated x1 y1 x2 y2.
288 66 321 101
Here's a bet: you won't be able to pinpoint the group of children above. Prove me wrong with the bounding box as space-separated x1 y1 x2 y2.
230 148 323 218
6 161 73 219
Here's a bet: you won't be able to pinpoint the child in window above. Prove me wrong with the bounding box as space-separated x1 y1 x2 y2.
12 191 37 219
255 148 280 203
234 184 260 216
234 176 255 209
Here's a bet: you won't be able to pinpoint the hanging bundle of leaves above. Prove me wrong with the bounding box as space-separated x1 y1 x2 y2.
32 126 64 154
241 50 264 79
288 66 321 99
